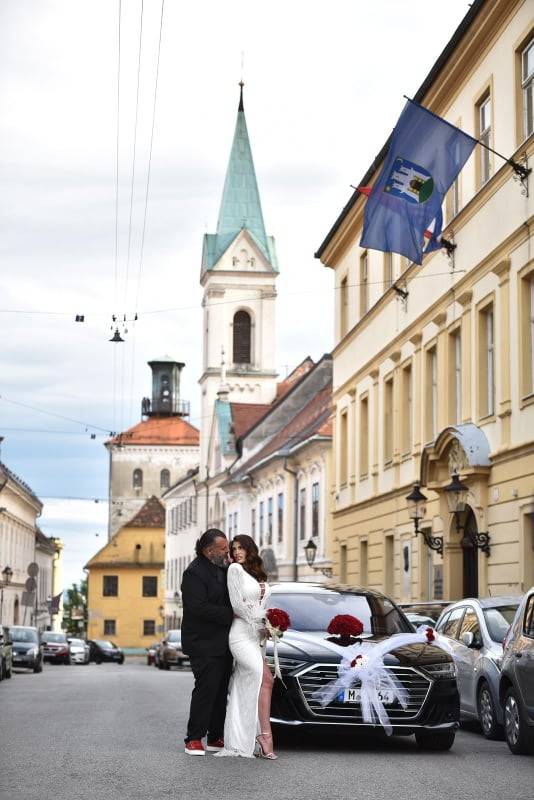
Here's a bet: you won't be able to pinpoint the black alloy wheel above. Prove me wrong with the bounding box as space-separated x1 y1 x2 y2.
95 656 102 665
117 655 124 665
477 681 503 740
33 662 42 674
414 729 456 751
504 687 534 755
158 657 164 670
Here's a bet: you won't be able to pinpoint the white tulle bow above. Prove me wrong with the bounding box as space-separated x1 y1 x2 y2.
312 627 453 735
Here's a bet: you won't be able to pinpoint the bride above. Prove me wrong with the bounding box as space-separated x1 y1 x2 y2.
214 534 277 760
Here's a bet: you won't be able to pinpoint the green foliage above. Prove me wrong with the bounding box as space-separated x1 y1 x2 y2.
63 578 88 636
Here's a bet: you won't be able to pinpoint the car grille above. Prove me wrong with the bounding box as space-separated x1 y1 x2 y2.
265 654 307 674
296 663 432 723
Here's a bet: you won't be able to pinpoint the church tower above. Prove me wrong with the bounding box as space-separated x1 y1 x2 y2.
199 83 278 478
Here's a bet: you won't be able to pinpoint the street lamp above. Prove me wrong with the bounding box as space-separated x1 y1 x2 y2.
444 472 491 557
0 565 13 625
303 538 332 577
405 483 443 556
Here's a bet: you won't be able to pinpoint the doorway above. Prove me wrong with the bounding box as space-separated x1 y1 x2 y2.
462 507 479 598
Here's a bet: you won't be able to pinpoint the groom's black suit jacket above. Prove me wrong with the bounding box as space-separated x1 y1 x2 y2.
181 556 233 658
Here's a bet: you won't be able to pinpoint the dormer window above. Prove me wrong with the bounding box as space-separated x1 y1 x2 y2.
133 469 143 490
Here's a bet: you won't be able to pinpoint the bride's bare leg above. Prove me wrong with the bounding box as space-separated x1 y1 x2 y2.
257 661 276 756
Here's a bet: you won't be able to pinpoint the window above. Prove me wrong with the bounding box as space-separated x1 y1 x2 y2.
449 329 462 425
277 493 284 543
312 482 319 538
477 94 492 186
143 620 156 637
441 606 465 639
142 576 158 597
360 251 369 316
520 271 534 398
384 377 394 464
340 544 348 583
383 253 393 290
360 540 368 586
340 410 348 485
401 365 412 456
522 38 534 140
459 607 481 645
425 346 438 442
251 508 256 540
479 303 495 418
448 178 460 222
233 310 251 364
340 275 349 336
103 575 118 597
259 501 264 547
228 513 233 538
160 469 170 490
384 534 394 596
133 469 143 490
267 498 273 545
359 394 369 477
104 619 116 636
233 511 238 535
299 488 306 541
524 595 534 638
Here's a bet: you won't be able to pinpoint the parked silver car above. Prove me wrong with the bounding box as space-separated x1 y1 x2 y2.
499 586 534 754
435 596 520 739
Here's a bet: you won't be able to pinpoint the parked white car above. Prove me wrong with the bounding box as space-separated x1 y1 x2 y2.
68 638 90 664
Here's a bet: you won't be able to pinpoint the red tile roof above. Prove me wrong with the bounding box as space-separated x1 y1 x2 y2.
107 415 199 447
230 403 271 439
275 357 315 400
126 496 165 528
234 383 332 475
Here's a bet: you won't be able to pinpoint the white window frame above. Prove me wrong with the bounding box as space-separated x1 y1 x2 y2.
486 308 495 416
454 331 462 425
530 276 534 392
431 349 438 439
522 38 534 141
479 96 492 185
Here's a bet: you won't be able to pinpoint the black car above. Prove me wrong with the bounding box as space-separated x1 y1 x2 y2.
9 626 43 673
157 630 188 670
499 587 534 754
88 639 124 664
265 583 459 751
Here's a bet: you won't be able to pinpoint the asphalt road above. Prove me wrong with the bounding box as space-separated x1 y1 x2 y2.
1 660 532 800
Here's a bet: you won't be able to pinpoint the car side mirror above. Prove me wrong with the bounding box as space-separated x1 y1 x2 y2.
460 631 474 647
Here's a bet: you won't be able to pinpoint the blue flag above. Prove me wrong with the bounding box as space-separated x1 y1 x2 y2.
360 99 477 265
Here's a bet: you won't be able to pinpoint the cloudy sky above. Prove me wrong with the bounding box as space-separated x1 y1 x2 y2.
0 0 471 588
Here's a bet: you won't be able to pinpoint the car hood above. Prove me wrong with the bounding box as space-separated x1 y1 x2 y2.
12 642 37 651
268 630 451 665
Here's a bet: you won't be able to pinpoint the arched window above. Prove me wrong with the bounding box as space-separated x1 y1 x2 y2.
160 469 170 490
133 469 143 490
233 310 251 364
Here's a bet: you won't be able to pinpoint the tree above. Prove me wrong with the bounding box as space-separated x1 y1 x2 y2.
63 578 88 636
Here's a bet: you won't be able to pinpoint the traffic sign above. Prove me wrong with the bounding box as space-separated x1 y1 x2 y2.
27 562 39 577
25 577 37 593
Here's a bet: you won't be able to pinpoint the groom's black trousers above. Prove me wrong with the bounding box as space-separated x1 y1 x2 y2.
185 653 233 742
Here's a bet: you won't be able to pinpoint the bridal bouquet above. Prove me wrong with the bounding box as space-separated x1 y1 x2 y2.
265 608 291 683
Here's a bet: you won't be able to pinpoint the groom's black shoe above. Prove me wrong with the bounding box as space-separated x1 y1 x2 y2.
206 738 224 752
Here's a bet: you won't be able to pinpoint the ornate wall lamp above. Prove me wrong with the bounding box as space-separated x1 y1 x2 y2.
304 538 333 577
444 473 491 557
405 483 444 557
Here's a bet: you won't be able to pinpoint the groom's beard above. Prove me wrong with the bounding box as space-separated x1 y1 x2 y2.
210 553 229 568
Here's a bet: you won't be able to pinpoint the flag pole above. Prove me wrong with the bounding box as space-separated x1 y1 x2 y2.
404 96 531 184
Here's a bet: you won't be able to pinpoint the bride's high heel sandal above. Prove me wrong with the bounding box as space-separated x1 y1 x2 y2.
255 733 278 760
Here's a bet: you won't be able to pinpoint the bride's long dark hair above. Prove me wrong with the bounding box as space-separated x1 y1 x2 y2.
231 534 267 582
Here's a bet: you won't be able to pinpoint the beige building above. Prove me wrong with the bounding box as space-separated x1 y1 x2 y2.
316 0 534 601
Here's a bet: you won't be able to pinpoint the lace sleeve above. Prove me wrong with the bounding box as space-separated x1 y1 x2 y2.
227 564 264 629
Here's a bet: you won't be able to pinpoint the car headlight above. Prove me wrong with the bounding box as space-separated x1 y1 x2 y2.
27 647 38 657
423 661 457 679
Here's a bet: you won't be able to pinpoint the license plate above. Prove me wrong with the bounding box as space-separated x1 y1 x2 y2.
343 688 395 705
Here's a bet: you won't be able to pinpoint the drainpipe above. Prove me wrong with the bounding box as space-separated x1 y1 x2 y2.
283 458 299 582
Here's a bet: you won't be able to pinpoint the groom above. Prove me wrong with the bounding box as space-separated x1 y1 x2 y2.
181 528 233 756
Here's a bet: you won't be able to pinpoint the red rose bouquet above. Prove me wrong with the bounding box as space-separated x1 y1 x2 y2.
266 607 291 635
326 614 364 646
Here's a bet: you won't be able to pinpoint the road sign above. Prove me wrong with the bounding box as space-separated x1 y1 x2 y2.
25 577 37 593
27 562 39 578
21 591 35 607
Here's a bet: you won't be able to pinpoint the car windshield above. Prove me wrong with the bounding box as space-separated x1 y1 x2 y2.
483 605 519 643
69 639 85 647
42 632 66 643
95 640 115 649
10 627 38 643
269 591 412 635
167 631 181 643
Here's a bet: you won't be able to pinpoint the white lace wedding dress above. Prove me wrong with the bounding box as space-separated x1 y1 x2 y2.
214 562 271 758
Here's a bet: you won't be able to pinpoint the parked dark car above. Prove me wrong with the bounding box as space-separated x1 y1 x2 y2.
88 640 124 664
265 583 459 751
499 586 534 754
146 641 158 666
41 631 71 664
0 626 13 680
435 597 520 739
157 630 187 669
9 626 43 672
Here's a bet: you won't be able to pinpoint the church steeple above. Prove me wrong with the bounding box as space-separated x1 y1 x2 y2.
201 83 278 275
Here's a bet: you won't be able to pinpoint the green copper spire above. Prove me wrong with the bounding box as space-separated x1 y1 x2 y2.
201 83 278 274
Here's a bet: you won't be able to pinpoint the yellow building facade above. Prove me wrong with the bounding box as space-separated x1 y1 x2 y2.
86 497 165 649
317 0 534 602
